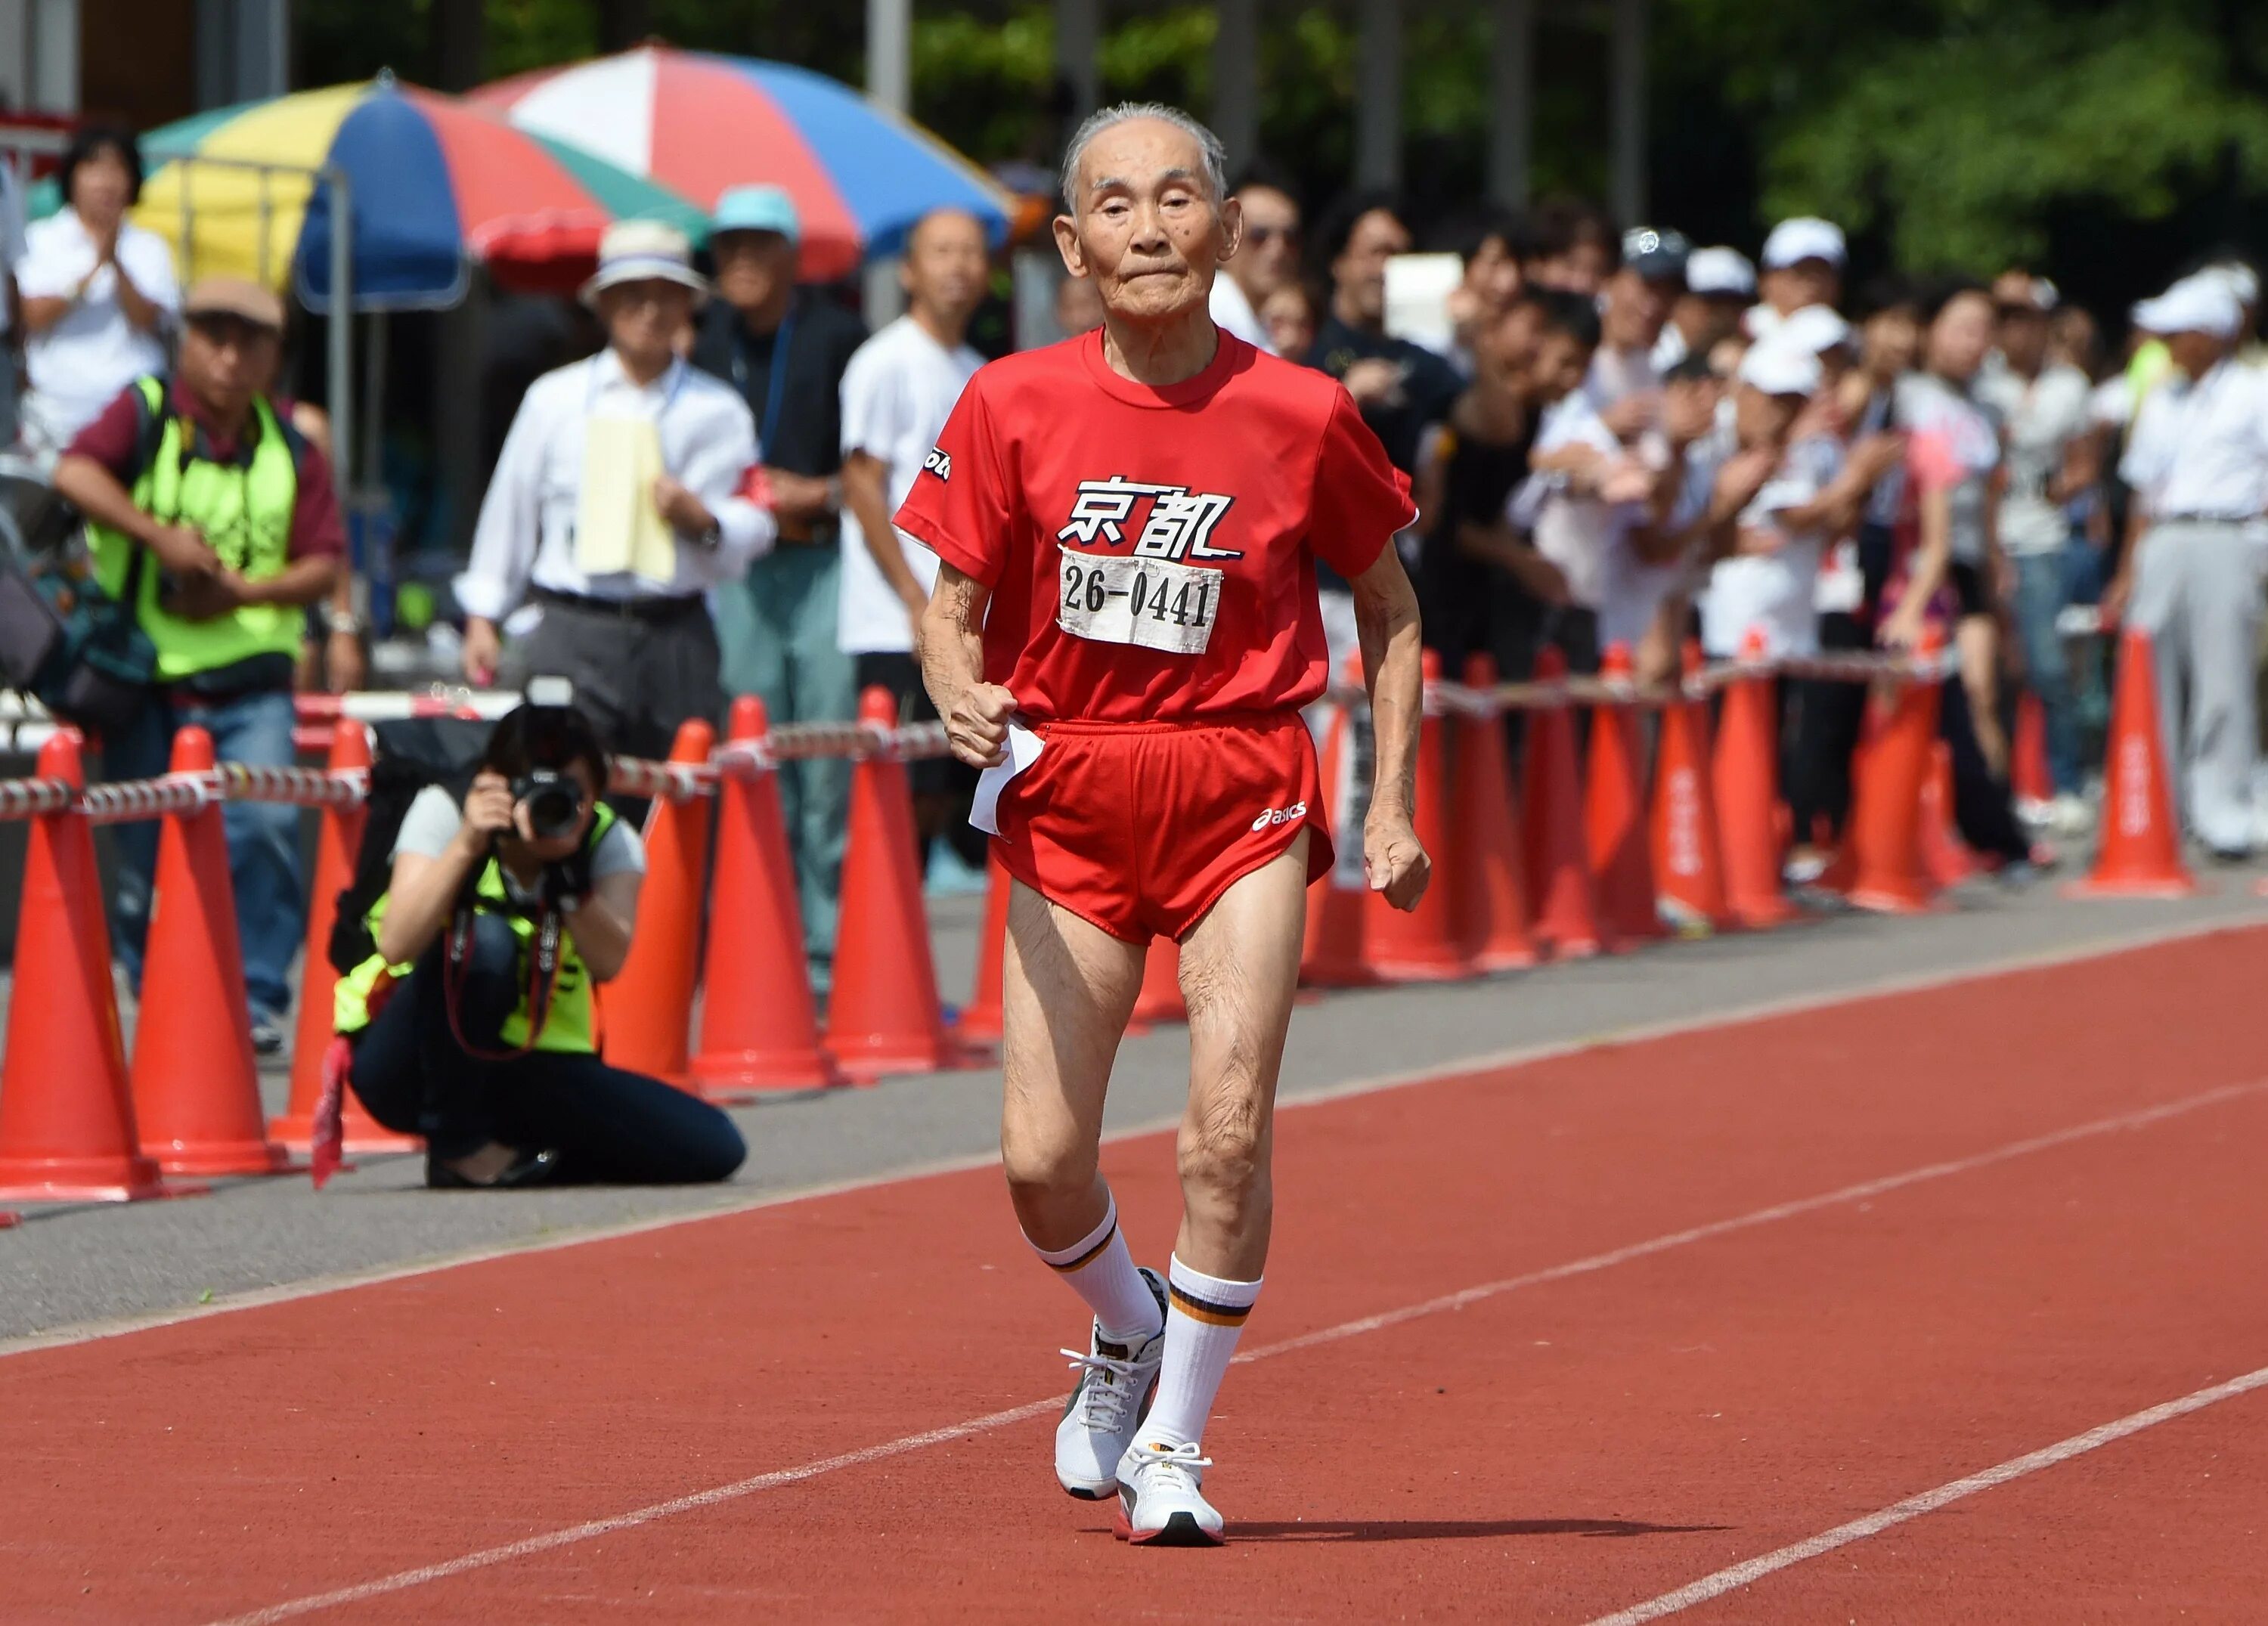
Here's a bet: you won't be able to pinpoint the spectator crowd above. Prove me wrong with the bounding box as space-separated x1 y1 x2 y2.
7 113 2268 1075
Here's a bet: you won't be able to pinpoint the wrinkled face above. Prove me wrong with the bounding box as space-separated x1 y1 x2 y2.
713 230 797 315
1602 267 1674 350
1260 283 1316 360
600 280 696 361
1332 208 1411 325
1927 290 1995 382
70 145 133 229
1232 184 1301 299
1734 382 1805 447
178 314 279 417
1055 118 1235 327
1529 329 1593 400
902 209 990 323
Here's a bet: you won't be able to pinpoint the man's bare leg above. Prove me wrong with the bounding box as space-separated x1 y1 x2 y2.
1134 833 1309 1461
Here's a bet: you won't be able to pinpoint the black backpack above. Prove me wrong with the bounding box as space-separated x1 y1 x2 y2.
327 716 497 977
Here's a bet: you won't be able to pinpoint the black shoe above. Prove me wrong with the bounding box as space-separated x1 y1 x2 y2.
426 1147 565 1189
249 1011 287 1057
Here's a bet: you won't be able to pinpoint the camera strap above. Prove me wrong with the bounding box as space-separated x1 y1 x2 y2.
441 867 567 1064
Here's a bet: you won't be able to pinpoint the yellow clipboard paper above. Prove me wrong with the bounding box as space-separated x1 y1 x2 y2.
573 416 679 586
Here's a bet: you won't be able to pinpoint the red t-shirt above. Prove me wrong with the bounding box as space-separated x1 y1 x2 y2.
894 327 1414 723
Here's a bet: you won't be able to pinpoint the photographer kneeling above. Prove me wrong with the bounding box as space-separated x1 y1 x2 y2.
336 703 746 1188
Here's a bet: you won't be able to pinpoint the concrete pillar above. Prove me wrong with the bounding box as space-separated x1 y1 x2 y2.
1353 0 1401 189
1056 0 1101 126
1211 0 1259 174
1486 0 1533 209
866 0 911 116
1610 0 1647 225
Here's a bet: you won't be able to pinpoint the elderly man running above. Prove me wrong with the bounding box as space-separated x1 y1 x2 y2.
897 104 1429 1546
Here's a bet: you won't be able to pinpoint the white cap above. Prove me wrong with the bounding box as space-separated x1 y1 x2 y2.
579 219 710 308
1737 336 1823 398
2132 274 2242 339
1760 217 1847 271
2201 262 2260 308
1777 302 1854 356
1686 246 1756 298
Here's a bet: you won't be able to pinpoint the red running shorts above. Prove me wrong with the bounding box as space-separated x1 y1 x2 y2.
990 710 1333 944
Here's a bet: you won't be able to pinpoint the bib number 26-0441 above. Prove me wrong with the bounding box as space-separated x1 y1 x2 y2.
1056 544 1219 655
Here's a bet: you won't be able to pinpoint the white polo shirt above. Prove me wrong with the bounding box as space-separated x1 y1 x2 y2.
836 314 984 655
1512 394 1678 649
1700 435 1841 658
14 207 180 445
2119 358 2268 522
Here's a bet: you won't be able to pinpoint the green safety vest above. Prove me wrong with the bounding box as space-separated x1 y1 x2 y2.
334 804 618 1055
85 375 303 681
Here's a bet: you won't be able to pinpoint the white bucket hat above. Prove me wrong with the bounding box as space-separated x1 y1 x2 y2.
580 220 710 308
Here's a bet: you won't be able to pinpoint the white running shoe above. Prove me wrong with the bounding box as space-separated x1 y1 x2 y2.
1053 1266 1167 1499
1114 1439 1225 1545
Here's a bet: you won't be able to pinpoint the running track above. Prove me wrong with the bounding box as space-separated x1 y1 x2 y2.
5 926 2266 1622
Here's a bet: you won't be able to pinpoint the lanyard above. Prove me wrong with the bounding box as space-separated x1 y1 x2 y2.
730 310 797 451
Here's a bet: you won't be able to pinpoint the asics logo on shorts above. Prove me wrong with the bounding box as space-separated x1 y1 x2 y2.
922 447 953 480
1250 801 1307 833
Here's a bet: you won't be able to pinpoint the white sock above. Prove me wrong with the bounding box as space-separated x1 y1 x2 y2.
1135 1254 1263 1451
1025 1192 1162 1345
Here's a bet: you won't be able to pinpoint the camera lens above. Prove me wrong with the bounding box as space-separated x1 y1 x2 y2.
515 770 587 841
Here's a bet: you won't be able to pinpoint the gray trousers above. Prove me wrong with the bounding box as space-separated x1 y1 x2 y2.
513 598 724 766
2130 519 2262 852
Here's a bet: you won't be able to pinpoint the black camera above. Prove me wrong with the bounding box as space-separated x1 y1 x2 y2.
513 768 588 841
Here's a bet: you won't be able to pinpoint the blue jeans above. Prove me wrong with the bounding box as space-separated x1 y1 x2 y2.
2009 547 2084 796
104 686 303 1021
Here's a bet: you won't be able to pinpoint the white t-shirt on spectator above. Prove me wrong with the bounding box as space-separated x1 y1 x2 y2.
837 314 984 655
1209 274 1274 355
1976 360 2091 556
1700 435 1839 658
1513 394 1677 650
14 208 180 447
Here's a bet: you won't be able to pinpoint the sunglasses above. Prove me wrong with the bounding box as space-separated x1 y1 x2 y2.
1245 225 1297 246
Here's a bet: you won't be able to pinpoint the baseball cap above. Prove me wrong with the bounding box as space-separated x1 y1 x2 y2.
1620 225 1692 283
1737 336 1823 398
1777 302 1854 356
712 184 802 244
2131 274 2242 339
182 275 286 333
1686 246 1756 299
1760 217 1847 271
579 219 709 308
2200 262 2260 308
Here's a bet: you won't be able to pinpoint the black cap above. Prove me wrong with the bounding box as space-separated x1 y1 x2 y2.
1621 226 1692 283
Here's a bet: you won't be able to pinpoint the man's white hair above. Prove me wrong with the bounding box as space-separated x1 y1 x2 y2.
1058 102 1229 213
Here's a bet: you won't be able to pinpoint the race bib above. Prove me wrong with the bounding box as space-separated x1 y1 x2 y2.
1056 544 1219 655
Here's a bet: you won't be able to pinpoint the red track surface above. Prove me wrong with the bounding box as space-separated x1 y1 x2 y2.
5 927 2268 1624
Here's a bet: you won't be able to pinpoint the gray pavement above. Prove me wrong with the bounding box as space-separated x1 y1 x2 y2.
5 866 2266 1347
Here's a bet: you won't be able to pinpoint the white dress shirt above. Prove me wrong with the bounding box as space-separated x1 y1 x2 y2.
457 348 774 621
2119 358 2268 522
14 207 179 447
1209 274 1275 355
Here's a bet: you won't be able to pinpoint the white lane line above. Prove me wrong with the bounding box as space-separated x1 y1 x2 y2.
203 1076 2268 1625
13 906 2265 1361
1584 1363 2268 1625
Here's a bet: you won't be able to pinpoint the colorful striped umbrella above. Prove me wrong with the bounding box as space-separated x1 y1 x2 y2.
472 47 1014 282
133 73 708 311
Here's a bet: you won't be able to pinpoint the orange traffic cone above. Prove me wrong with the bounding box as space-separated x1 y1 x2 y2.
1843 646 1944 913
956 852 1011 1044
1300 670 1372 986
0 732 172 1201
1919 741 1983 888
826 687 950 1080
1585 643 1665 946
2012 692 2053 807
600 719 717 1086
130 727 296 1175
690 698 841 1097
1712 630 1798 928
1448 654 1536 969
1652 643 1732 931
1132 934 1188 1026
2068 626 2198 897
271 723 418 1154
1522 646 1603 957
1365 649 1467 980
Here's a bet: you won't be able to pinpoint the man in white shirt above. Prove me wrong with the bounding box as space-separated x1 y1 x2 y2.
1653 246 1754 374
458 221 773 767
1977 272 2098 829
2108 273 2268 857
14 128 178 460
838 207 988 844
1207 168 1299 355
1748 217 1845 342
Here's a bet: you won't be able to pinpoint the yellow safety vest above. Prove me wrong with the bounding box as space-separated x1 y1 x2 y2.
85 375 304 681
334 803 618 1055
